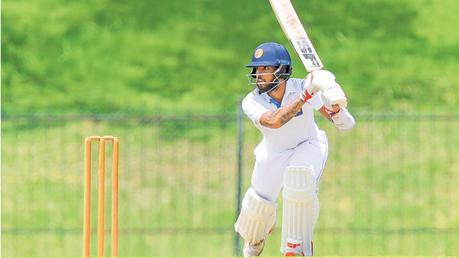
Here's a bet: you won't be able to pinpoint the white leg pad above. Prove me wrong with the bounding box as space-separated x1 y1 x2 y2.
235 187 277 244
281 166 319 256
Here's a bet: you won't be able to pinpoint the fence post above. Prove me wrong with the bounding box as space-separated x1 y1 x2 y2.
234 98 244 256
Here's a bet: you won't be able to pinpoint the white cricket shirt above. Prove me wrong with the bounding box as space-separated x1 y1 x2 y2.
242 78 324 153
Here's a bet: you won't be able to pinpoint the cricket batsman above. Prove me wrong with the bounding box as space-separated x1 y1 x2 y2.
235 42 355 256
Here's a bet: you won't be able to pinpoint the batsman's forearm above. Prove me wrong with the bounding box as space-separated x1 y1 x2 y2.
260 98 304 128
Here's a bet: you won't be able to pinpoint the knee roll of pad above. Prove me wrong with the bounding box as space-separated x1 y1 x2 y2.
281 166 319 256
235 187 277 244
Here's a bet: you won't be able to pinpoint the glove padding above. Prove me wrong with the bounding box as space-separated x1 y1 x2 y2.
321 84 347 109
301 70 347 108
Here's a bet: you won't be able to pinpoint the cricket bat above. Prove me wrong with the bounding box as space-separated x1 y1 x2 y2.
269 0 323 72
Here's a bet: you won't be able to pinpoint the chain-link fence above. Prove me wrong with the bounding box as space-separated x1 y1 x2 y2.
2 111 458 256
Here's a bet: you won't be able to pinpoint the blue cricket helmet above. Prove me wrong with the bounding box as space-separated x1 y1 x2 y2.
246 42 293 94
246 42 292 68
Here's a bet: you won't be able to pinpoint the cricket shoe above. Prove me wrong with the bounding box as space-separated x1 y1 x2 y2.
282 240 313 256
243 240 265 257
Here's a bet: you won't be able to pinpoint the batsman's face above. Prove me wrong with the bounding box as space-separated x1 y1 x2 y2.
255 66 276 91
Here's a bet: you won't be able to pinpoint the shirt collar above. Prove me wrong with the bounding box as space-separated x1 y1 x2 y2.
269 98 281 108
262 80 297 108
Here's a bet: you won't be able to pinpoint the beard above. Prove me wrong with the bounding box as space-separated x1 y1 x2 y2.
256 80 279 94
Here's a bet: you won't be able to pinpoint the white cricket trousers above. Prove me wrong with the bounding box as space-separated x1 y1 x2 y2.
250 130 328 202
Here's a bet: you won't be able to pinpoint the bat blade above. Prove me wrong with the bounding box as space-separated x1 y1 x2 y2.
269 0 323 72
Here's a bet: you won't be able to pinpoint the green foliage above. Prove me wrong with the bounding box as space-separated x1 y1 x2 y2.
2 0 458 114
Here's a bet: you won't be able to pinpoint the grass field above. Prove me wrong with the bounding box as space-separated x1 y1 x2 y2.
2 113 458 256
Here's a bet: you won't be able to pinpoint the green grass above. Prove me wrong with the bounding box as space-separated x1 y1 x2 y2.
2 114 459 256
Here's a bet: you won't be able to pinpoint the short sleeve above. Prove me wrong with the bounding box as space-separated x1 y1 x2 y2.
241 94 269 126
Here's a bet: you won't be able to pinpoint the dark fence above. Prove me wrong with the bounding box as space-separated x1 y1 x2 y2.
2 112 458 256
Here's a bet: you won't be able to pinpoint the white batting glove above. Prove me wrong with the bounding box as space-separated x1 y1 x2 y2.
301 70 347 108
301 71 321 102
301 70 336 102
321 84 348 110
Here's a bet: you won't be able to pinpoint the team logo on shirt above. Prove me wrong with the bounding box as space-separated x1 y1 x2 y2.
254 48 264 58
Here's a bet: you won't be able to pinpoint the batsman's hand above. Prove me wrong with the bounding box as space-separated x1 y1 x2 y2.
321 83 347 109
301 70 347 108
